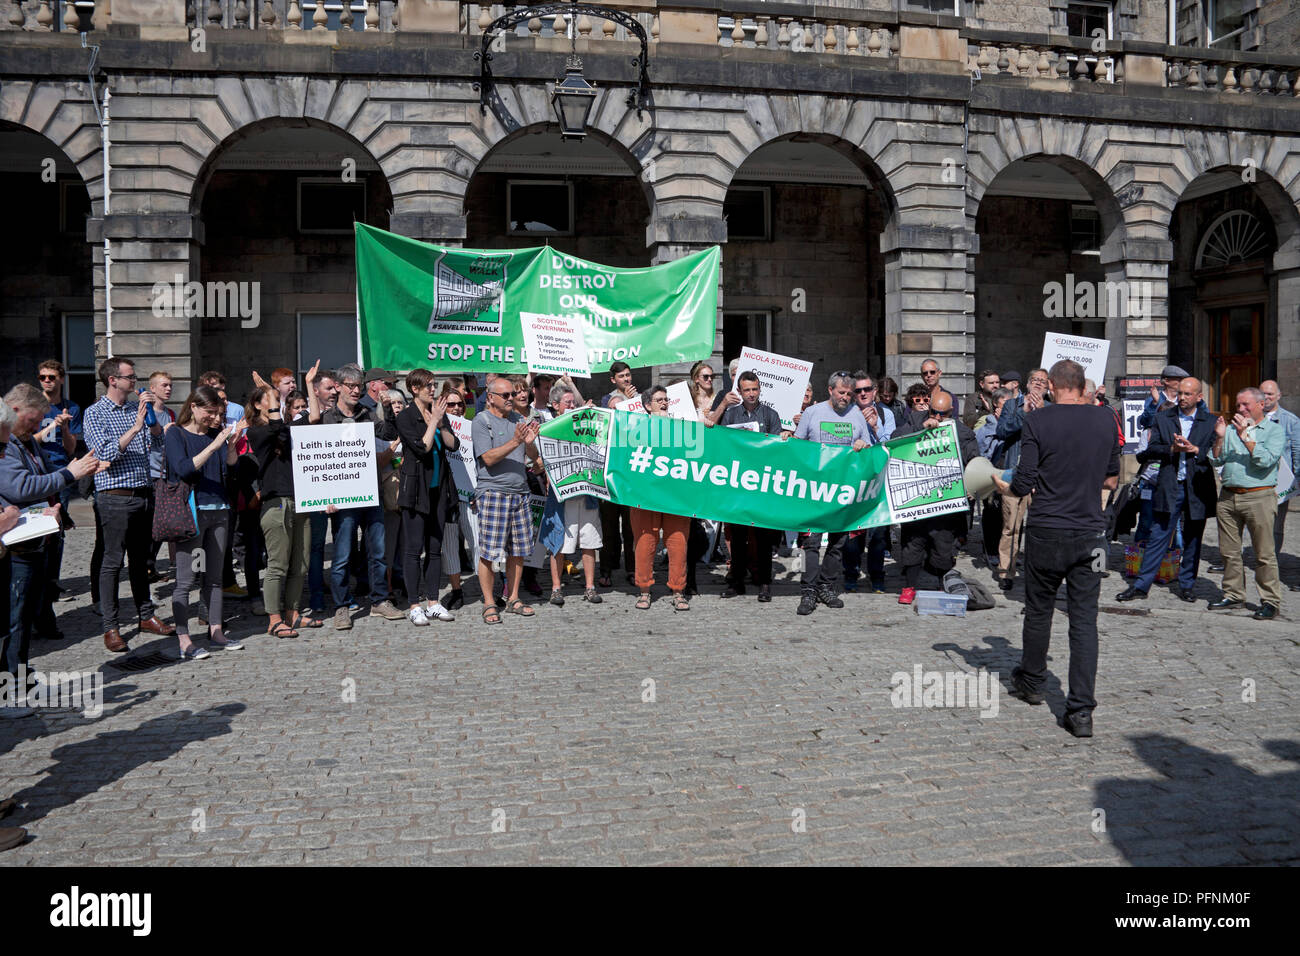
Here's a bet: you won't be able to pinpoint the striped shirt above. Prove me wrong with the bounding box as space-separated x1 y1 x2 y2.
83 395 160 491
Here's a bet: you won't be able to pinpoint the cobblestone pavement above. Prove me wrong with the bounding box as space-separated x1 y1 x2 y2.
2 500 1297 866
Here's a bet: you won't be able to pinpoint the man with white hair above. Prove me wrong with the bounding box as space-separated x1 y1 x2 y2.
1259 380 1300 591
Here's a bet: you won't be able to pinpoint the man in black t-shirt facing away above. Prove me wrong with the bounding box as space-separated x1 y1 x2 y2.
992 359 1119 739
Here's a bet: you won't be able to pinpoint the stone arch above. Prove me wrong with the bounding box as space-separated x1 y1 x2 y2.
0 79 102 209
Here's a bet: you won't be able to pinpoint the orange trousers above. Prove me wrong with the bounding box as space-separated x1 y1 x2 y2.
630 508 690 592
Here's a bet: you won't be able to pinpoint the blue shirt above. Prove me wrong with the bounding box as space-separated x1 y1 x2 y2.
38 399 82 470
1176 411 1195 482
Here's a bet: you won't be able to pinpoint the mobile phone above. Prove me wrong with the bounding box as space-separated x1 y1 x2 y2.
138 387 157 426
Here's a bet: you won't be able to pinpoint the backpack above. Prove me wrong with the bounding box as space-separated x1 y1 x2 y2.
943 569 995 611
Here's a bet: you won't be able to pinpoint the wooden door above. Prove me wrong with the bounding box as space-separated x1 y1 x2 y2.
1209 305 1262 416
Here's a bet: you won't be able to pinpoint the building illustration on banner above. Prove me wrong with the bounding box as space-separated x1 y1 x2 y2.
886 456 963 509
427 252 507 334
538 436 608 490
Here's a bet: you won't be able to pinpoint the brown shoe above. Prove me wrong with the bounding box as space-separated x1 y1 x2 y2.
103 629 128 652
138 616 175 636
0 826 27 852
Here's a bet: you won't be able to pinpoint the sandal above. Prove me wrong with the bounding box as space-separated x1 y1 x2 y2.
598 574 612 588
636 593 651 610
291 612 322 629
504 599 535 617
482 605 502 625
672 592 690 612
269 621 299 639
583 588 603 604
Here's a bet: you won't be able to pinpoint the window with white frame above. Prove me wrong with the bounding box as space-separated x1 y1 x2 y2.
1206 0 1246 47
62 312 96 411
1066 1 1112 39
298 313 361 377
299 1 373 30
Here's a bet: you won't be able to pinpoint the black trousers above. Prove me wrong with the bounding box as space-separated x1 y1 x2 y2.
900 512 965 588
401 496 449 605
96 491 156 631
980 496 1003 561
598 501 634 574
801 531 848 593
726 525 775 588
1019 525 1105 714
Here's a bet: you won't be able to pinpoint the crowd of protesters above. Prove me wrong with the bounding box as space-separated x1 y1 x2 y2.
1 354 1294 689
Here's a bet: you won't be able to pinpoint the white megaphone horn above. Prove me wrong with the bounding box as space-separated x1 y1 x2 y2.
963 456 1000 501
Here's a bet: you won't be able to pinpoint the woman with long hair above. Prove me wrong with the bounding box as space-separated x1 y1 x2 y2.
245 383 314 638
687 361 717 418
395 369 459 625
629 385 691 612
165 386 246 658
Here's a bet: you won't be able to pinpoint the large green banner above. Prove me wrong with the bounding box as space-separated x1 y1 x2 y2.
355 224 720 374
538 409 969 533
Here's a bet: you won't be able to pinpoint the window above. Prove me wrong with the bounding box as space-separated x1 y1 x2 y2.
299 1 372 31
1066 1 1111 39
62 312 96 411
900 0 961 14
724 187 771 241
60 179 90 235
297 178 366 234
1070 205 1101 256
1207 0 1245 47
723 312 773 374
298 313 360 376
507 181 574 236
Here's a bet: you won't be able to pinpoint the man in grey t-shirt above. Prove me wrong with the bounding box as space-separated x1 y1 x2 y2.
792 371 871 616
471 377 540 622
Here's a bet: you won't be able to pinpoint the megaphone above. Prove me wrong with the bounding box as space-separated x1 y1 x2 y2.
963 456 1000 501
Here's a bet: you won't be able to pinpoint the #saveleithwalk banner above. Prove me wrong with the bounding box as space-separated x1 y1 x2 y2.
355 224 721 375
538 408 969 533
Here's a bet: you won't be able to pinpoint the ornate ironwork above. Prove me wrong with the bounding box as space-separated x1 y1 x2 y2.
474 2 651 119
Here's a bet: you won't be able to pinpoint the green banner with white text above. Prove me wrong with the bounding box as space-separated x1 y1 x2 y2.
538 408 970 533
355 223 720 374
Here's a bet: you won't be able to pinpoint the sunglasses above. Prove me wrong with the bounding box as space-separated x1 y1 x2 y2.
855 386 876 394
445 401 465 407
922 370 940 376
698 373 714 380
38 373 59 381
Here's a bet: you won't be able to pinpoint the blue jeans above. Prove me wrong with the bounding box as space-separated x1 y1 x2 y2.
4 547 46 682
330 506 387 608
842 527 888 586
1134 480 1204 593
308 511 328 609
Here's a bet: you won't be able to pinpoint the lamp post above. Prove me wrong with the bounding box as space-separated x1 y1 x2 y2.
475 2 651 140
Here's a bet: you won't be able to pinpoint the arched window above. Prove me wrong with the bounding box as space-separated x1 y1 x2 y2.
1194 210 1271 270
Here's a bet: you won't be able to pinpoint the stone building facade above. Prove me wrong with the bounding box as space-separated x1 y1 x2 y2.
1 0 1298 414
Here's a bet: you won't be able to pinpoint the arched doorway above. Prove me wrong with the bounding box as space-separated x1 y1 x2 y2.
0 125 95 407
191 123 393 394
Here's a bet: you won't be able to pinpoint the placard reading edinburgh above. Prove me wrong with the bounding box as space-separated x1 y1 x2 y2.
356 224 720 375
539 411 969 533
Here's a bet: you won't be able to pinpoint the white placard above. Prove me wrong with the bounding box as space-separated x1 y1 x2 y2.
292 422 379 513
0 506 59 547
1041 333 1110 387
1279 459 1297 505
732 346 813 430
665 380 696 420
445 413 477 504
727 421 760 432
615 394 646 415
523 493 549 569
1121 399 1145 455
520 310 591 377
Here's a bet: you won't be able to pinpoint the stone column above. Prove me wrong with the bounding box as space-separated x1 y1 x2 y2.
389 212 467 248
1272 239 1300 411
880 223 974 400
87 212 204 398
1100 236 1172 382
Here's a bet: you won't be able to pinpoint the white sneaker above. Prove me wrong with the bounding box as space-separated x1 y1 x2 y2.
408 605 430 626
424 602 455 622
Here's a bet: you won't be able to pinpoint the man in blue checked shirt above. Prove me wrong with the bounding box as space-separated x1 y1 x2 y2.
82 357 176 652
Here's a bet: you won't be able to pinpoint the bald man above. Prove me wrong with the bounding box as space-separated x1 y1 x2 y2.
1260 380 1300 589
892 390 979 605
1117 378 1218 603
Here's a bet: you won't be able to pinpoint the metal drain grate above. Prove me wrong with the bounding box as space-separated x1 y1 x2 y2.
107 651 174 672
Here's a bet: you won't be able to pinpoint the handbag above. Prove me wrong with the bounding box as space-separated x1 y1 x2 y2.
152 477 197 542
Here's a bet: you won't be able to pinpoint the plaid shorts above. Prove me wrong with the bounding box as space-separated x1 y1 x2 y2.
474 490 535 561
